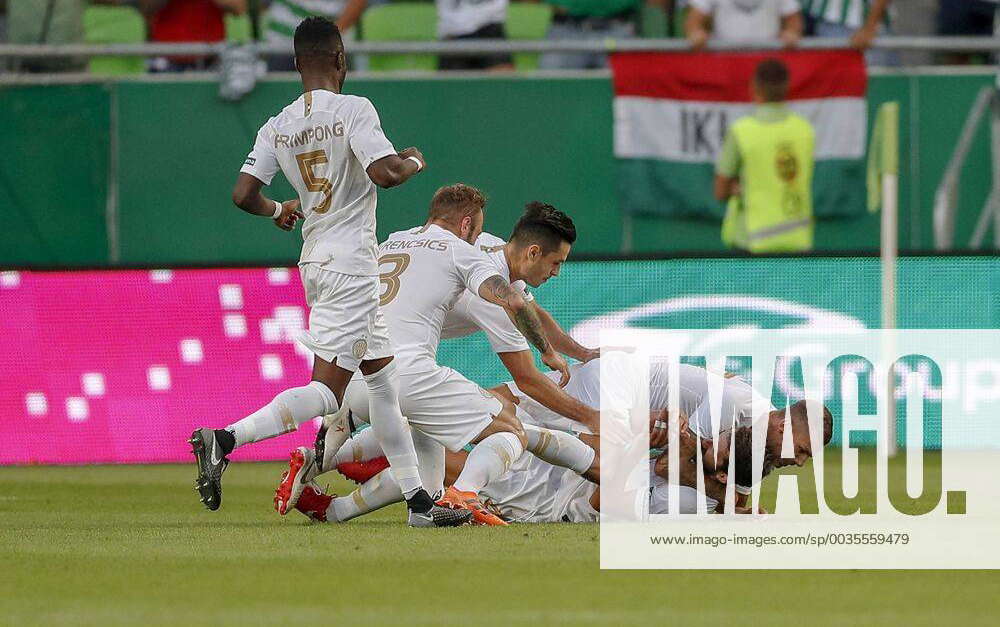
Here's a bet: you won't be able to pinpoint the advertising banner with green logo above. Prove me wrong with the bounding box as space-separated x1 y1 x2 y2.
438 256 1000 448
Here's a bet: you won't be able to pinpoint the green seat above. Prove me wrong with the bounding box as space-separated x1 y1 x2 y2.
362 4 438 72
225 14 255 43
83 6 146 75
506 3 552 72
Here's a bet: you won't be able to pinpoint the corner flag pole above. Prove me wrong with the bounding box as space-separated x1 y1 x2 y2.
869 102 900 457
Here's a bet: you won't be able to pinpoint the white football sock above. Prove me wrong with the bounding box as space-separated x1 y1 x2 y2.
329 468 403 522
227 381 336 448
363 362 423 498
413 429 446 499
333 426 384 466
325 430 446 522
523 424 596 474
317 404 352 472
452 432 524 494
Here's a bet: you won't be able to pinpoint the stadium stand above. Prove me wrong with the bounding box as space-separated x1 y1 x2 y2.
225 13 257 44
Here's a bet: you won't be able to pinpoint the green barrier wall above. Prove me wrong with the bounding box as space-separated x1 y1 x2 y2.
0 84 110 265
1 72 995 266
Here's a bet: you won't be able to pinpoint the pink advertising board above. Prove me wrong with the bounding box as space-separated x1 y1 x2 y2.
0 268 321 465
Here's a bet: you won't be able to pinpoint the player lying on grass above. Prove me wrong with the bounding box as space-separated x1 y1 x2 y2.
283 411 598 524
188 16 468 526
276 354 781 524
281 353 828 523
512 352 832 510
281 388 757 523
277 185 604 525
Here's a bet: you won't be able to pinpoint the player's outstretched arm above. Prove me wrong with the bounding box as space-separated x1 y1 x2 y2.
232 173 304 231
478 275 570 385
530 301 599 363
366 147 426 189
498 350 599 431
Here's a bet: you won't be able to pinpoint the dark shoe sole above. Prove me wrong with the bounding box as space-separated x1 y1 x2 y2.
189 429 224 511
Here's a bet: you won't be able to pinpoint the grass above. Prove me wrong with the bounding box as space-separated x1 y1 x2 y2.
1 456 996 626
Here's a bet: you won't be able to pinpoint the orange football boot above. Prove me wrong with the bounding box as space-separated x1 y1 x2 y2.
436 485 508 526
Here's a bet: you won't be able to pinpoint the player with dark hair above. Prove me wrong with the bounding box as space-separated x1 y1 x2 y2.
277 183 591 526
188 17 471 527
450 201 595 365
505 201 578 289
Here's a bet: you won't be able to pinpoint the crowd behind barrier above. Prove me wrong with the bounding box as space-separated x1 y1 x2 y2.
1 0 997 74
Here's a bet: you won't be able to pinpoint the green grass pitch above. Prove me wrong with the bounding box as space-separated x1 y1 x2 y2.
1 456 996 626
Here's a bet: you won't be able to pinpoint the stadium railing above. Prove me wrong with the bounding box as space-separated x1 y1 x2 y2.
2 36 1000 64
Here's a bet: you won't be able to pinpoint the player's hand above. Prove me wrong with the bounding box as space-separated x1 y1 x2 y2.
649 409 669 449
398 147 426 171
541 350 571 387
273 199 303 232
579 347 601 363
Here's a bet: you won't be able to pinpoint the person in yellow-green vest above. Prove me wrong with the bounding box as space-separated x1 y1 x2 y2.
715 59 815 253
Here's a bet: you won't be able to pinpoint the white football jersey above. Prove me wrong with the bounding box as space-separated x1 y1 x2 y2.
474 232 533 301
649 467 719 515
508 356 772 439
240 89 396 276
666 362 774 441
440 232 532 354
377 224 500 367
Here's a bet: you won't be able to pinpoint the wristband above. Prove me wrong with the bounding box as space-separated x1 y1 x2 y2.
271 199 283 219
406 156 424 172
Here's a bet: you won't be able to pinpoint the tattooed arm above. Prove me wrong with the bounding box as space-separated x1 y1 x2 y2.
530 301 599 362
478 275 571 385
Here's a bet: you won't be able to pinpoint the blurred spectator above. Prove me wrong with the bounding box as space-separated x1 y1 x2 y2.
802 0 896 66
534 0 658 70
140 0 246 71
264 0 367 71
716 58 815 253
5 0 121 72
437 0 512 71
937 0 997 64
685 0 803 50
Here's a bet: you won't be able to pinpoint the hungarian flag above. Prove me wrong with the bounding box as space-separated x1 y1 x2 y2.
612 50 868 219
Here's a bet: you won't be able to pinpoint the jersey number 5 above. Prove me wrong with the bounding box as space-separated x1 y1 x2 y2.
295 150 333 214
378 253 410 306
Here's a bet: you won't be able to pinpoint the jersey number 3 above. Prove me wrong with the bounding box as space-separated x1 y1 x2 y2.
378 253 410 306
295 150 333 214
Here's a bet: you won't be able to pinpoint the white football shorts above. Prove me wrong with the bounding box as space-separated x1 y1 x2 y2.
298 264 393 372
344 357 503 452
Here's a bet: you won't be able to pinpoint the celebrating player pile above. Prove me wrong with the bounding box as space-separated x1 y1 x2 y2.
276 189 603 525
189 16 472 527
282 353 834 524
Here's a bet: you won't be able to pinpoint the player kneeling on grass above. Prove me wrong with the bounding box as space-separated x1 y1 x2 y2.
281 406 759 523
281 409 600 525
274 184 588 526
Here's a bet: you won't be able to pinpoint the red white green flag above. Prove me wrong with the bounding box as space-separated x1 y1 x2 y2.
611 50 868 219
